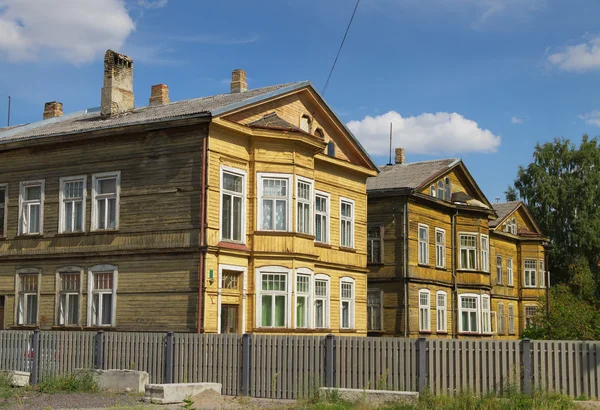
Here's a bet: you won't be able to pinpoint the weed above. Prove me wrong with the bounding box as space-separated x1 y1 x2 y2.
376 369 390 391
180 395 194 409
37 372 98 394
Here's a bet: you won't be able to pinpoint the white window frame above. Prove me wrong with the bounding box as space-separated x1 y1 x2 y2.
87 264 118 327
59 176 87 234
18 180 45 235
340 277 355 329
508 303 515 335
339 197 355 248
498 302 505 335
539 259 545 288
257 173 293 232
255 266 292 328
295 268 313 329
0 183 7 238
91 171 121 231
418 224 429 265
300 114 312 133
314 274 330 329
481 295 491 334
444 177 451 200
435 228 445 268
496 255 503 285
459 233 478 270
15 268 41 326
480 235 489 272
507 258 514 286
367 289 383 331
436 291 447 333
525 305 538 328
524 259 537 288
459 293 480 334
217 264 247 334
418 289 430 332
315 191 330 244
56 266 83 327
296 176 314 235
430 185 435 197
219 166 247 244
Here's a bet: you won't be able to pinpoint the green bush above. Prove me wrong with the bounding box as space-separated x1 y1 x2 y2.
37 372 98 394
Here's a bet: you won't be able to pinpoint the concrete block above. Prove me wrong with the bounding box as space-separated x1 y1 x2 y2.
144 382 222 404
75 369 148 393
318 387 419 406
0 370 30 387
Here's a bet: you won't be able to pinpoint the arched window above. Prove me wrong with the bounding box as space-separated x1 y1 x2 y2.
300 115 311 133
315 128 324 139
327 141 335 157
444 177 451 200
430 185 436 197
437 181 444 199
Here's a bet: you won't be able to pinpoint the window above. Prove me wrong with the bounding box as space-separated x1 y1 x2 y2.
507 258 514 286
435 228 445 268
258 174 292 232
437 180 444 199
220 167 246 243
315 128 324 139
296 178 313 235
482 295 491 334
419 289 430 332
498 303 505 335
295 271 311 328
459 294 478 333
496 255 503 284
539 260 545 288
444 177 451 200
88 265 118 327
16 269 40 325
19 180 44 235
300 115 311 133
367 290 383 331
340 198 354 248
258 269 289 328
524 260 537 287
57 268 82 326
221 270 240 290
459 234 477 270
525 306 538 328
508 304 515 334
315 192 329 243
367 226 383 264
91 172 120 231
314 275 329 329
480 235 489 272
511 218 517 235
340 278 355 329
430 185 435 197
436 291 447 333
418 224 429 265
59 176 86 233
327 142 335 157
0 184 7 237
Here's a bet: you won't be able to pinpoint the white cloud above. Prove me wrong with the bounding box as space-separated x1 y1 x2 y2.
548 37 600 72
578 111 600 127
347 111 501 156
0 0 135 62
137 0 168 8
511 116 523 124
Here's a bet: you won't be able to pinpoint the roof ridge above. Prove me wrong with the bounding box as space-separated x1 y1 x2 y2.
384 158 460 167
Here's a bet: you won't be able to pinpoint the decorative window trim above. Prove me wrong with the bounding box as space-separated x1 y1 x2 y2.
18 180 45 235
15 268 42 326
367 225 384 264
339 277 355 329
497 302 505 335
217 264 247 334
418 289 431 332
435 228 445 268
507 258 514 286
300 114 312 133
91 171 121 231
481 295 492 334
436 290 447 333
508 303 515 335
58 175 87 234
87 264 118 327
496 255 503 285
255 266 292 328
296 176 314 235
315 190 330 244
0 183 7 238
256 173 293 232
539 259 545 288
294 268 313 329
459 232 478 271
339 197 355 248
524 259 537 288
56 266 83 327
430 185 436 197
480 234 489 272
418 224 429 265
444 177 451 201
458 293 480 334
367 289 383 331
219 166 247 244
314 273 330 329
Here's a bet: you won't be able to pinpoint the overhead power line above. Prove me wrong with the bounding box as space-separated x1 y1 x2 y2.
321 0 361 97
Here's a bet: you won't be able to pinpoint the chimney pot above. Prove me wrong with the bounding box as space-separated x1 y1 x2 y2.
43 101 63 120
149 84 170 106
101 49 134 118
395 148 405 165
231 69 247 93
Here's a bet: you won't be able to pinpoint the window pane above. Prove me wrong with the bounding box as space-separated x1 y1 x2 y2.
0 188 5 205
29 204 40 233
233 196 242 241
262 200 273 230
222 194 232 238
101 293 112 325
274 296 286 327
25 186 41 201
107 198 117 229
65 201 73 232
341 301 349 328
0 205 4 237
315 215 323 242
98 199 106 229
315 300 324 328
26 295 37 325
223 173 242 193
68 294 79 325
74 201 83 231
470 312 477 332
98 178 116 195
261 295 272 327
275 200 286 230
296 296 306 328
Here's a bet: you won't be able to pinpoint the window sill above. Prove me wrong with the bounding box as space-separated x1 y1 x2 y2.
12 325 38 330
338 328 357 333
436 331 449 335
367 329 384 334
435 266 447 271
339 246 356 253
217 241 250 252
88 230 119 235
252 327 332 333
314 242 332 249
367 262 384 266
83 326 116 331
15 234 43 239
56 232 87 237
418 263 430 268
458 331 482 336
51 325 84 330
419 330 432 335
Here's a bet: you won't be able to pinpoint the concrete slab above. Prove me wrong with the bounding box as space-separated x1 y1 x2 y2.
75 369 148 393
144 382 222 404
319 387 419 405
0 370 30 387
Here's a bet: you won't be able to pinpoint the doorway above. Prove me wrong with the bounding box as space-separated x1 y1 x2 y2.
0 296 5 330
220 305 239 334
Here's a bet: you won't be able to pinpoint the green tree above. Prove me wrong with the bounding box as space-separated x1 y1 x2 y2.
504 186 519 201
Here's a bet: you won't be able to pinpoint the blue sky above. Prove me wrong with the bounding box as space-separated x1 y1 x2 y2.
2 0 600 201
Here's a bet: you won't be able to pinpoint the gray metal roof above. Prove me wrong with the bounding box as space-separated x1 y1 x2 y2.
490 201 521 227
0 82 306 145
366 158 460 192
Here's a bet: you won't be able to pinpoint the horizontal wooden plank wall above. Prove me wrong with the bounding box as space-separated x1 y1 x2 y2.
0 330 33 372
38 331 95 381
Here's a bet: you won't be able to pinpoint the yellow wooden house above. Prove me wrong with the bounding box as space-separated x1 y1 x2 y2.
366 149 548 339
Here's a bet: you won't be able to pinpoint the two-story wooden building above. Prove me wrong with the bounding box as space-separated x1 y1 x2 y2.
0 50 378 334
366 149 547 339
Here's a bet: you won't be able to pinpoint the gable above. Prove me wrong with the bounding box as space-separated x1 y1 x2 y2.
418 163 492 207
496 204 541 235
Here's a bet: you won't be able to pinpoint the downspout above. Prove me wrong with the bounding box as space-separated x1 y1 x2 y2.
403 196 409 337
544 243 550 339
451 209 458 338
197 134 208 333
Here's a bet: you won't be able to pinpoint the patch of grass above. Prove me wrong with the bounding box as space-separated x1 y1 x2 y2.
37 372 98 394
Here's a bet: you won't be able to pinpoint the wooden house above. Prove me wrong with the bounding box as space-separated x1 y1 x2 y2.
0 50 379 334
366 149 548 339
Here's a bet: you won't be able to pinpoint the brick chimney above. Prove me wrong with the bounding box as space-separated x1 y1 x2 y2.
149 84 170 106
395 148 405 165
43 101 63 120
101 50 134 118
231 69 247 93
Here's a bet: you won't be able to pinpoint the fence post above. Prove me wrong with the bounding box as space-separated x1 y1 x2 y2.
241 333 251 396
522 338 532 395
165 331 174 384
417 337 427 394
31 329 40 385
95 330 104 370
325 334 335 388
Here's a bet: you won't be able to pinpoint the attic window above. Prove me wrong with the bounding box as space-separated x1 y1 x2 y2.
437 181 444 199
327 141 335 157
430 185 436 197
315 128 324 139
445 177 451 200
300 115 312 133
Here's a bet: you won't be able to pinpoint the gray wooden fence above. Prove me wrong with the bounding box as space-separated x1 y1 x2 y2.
1 331 600 400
